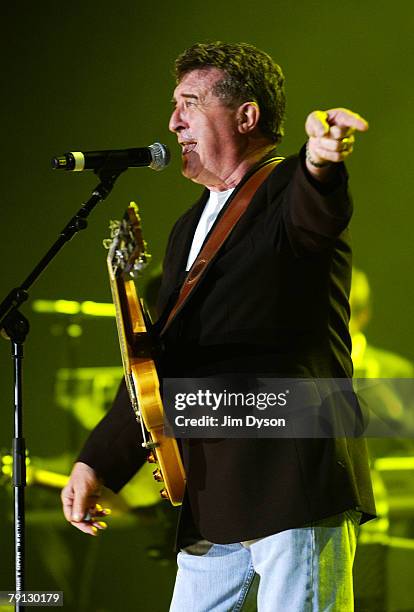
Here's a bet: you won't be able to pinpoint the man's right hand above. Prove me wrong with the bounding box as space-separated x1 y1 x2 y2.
61 461 110 536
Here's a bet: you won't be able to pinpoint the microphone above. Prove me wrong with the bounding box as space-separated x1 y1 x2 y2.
51 142 170 172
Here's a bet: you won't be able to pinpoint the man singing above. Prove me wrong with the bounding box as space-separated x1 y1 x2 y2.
62 42 375 611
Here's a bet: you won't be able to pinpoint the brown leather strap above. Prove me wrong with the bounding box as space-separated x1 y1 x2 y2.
160 157 284 335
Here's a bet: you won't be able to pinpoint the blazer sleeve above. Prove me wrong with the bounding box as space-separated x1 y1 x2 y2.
77 379 147 492
283 145 353 253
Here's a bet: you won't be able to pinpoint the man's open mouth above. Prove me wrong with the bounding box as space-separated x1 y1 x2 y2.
180 141 197 155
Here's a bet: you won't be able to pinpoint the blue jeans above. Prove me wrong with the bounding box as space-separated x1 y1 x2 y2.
170 510 360 612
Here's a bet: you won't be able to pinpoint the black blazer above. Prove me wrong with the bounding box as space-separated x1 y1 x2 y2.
79 149 376 545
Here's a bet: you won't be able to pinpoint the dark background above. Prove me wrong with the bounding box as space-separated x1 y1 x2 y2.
0 1 412 610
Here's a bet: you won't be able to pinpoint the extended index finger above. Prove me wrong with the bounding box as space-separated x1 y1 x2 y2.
326 108 369 132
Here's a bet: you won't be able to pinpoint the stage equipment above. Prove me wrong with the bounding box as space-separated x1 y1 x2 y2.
52 143 170 172
0 152 168 607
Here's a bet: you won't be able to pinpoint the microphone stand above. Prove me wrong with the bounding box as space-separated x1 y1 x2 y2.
0 166 125 611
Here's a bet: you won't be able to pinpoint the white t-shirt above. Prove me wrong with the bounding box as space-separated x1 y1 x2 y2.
186 188 235 271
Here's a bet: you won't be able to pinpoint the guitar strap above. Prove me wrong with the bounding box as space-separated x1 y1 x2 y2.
160 157 284 336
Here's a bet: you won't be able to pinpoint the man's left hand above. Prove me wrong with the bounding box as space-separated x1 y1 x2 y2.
305 108 368 176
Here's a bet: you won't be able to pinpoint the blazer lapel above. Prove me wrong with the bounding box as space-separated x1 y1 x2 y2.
156 189 209 320
170 190 209 283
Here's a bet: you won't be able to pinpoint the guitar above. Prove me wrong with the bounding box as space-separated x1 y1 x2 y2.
105 202 185 506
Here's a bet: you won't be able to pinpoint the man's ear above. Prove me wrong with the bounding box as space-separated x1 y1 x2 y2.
236 101 260 134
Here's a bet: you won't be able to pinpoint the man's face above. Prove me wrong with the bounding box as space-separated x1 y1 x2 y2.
169 68 242 189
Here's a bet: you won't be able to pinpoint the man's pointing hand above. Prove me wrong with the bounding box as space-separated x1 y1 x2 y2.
305 108 369 178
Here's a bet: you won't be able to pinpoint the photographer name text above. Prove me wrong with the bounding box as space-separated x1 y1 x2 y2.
174 414 286 429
